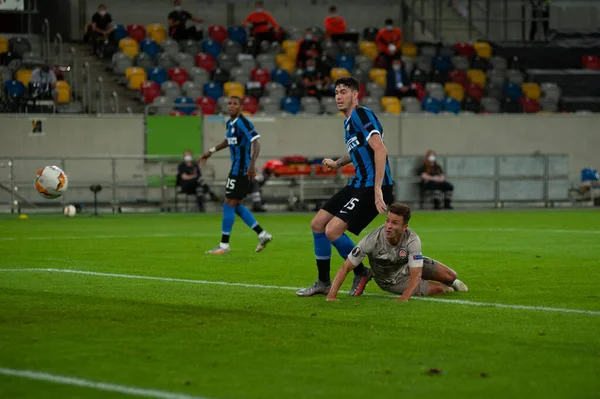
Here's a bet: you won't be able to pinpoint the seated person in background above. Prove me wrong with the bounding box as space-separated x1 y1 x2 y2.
168 0 203 41
385 57 417 98
302 58 330 99
376 18 402 69
297 29 322 68
242 1 279 44
324 6 346 38
88 4 115 54
417 150 454 210
176 149 219 212
30 64 58 103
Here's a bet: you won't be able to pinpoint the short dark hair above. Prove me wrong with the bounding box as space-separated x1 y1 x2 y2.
329 5 337 12
385 18 393 25
229 96 242 104
98 3 105 9
334 76 360 92
388 203 411 224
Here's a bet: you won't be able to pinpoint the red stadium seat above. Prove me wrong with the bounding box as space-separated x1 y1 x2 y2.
168 67 189 86
140 81 160 104
196 96 216 114
411 83 425 101
582 55 600 70
449 69 468 86
358 83 366 101
195 53 216 72
127 24 147 43
190 110 201 116
169 110 185 116
251 68 271 87
465 82 483 101
242 96 258 114
208 25 228 44
520 97 540 113
453 42 474 58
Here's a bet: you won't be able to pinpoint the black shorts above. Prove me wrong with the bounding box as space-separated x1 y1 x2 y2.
321 185 394 236
225 174 250 200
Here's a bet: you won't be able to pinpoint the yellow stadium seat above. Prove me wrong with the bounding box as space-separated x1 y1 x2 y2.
276 54 294 67
473 41 492 59
242 111 252 116
381 96 401 114
282 40 298 53
330 67 350 80
119 37 137 50
467 69 486 87
147 24 166 43
521 82 541 101
121 43 140 59
537 110 553 114
16 69 32 86
55 81 71 103
224 81 244 97
359 41 378 60
444 82 465 102
369 68 387 87
279 59 296 74
126 67 147 90
0 35 8 53
401 43 418 59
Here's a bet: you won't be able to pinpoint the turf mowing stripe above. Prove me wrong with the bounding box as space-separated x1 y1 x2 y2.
0 367 213 399
1 268 599 316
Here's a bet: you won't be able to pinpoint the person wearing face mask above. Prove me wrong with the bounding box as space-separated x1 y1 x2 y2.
176 149 219 212
385 57 417 99
324 5 346 38
297 29 322 68
242 1 279 44
302 58 330 99
29 64 58 105
417 150 454 210
375 18 403 69
168 0 203 41
88 4 114 55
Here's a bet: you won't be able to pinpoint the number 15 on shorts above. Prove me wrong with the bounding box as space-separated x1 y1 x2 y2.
341 198 359 213
226 178 236 191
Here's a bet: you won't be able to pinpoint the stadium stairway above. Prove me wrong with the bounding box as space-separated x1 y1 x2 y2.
410 0 483 43
69 42 143 114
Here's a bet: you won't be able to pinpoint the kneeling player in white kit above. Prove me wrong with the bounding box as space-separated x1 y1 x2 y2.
326 203 468 302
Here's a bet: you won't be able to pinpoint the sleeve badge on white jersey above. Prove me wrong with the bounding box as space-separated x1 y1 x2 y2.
351 247 361 257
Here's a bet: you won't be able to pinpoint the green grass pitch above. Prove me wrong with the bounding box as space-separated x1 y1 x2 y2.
1 209 599 399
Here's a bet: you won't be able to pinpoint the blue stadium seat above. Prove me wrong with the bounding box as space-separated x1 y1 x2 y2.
504 82 523 101
175 96 195 115
203 81 224 100
113 24 128 43
227 26 247 45
433 56 452 72
281 96 301 114
202 40 222 59
148 67 168 86
442 97 461 114
336 55 355 71
140 39 160 59
271 68 291 87
422 97 442 114
4 80 25 98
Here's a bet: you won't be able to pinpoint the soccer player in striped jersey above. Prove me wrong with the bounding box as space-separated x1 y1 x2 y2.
199 96 272 254
297 76 394 297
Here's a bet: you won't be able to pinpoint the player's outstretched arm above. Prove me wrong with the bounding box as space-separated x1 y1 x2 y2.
323 153 351 171
326 258 357 301
199 139 228 164
368 134 388 214
396 267 423 302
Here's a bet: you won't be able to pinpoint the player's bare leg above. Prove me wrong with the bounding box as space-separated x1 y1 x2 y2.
431 261 468 292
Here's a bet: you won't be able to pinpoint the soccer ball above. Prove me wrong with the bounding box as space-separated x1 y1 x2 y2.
35 165 68 199
64 205 76 217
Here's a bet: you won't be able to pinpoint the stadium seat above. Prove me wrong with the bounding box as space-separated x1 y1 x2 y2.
265 81 286 100
401 43 417 59
112 24 128 43
222 39 242 59
439 46 454 57
151 95 171 115
411 82 426 100
487 69 506 87
0 35 8 54
160 38 180 57
119 37 137 50
470 55 489 71
521 82 541 101
354 55 374 73
433 56 452 72
358 41 378 61
369 68 386 87
126 67 147 90
271 68 291 87
211 68 230 84
466 82 484 101
196 96 216 114
582 55 600 70
140 81 161 103
520 97 540 113
182 81 203 99
430 69 449 85
330 67 350 80
366 82 384 99
242 96 258 114
182 40 202 56
208 25 228 44
259 96 280 113
157 53 176 69
401 97 421 113
257 53 277 71
224 81 245 97
216 53 237 71
140 39 160 59
301 97 321 114
8 36 32 57
503 97 521 113
473 41 492 59
454 42 475 58
203 81 224 100
444 82 465 102
506 69 525 85
175 53 195 70
251 68 271 87
322 39 340 59
504 82 523 101
336 55 355 71
230 66 250 85
195 53 216 72
442 97 461 114
120 39 139 58
320 97 338 114
415 55 432 74
467 69 486 87
188 67 210 86
410 68 428 85
540 82 561 102
175 96 196 114
381 96 401 114
55 81 71 103
227 26 247 45
425 82 445 101
147 24 166 43
510 56 526 71
451 56 470 71
202 40 222 59
420 44 437 58
282 40 298 54
134 53 156 69
15 69 32 86
4 80 25 99
490 55 508 71
168 67 189 86
281 96 301 114
481 97 500 113
112 52 133 75
539 97 558 112
422 97 442 114
463 96 481 113
127 24 147 43
148 67 168 86
169 110 185 116
161 81 182 101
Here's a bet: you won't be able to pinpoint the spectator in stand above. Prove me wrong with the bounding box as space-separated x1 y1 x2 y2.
417 150 454 210
385 57 417 98
376 18 403 69
302 58 331 99
87 4 115 54
324 6 346 38
529 0 551 41
168 0 203 41
242 1 279 44
297 29 322 68
30 64 58 103
176 149 219 212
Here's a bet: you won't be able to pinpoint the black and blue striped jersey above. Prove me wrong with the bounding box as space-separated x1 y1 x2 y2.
344 106 393 188
225 115 260 176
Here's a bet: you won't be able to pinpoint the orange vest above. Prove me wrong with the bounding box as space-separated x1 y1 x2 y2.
324 15 347 37
376 27 403 54
242 11 279 34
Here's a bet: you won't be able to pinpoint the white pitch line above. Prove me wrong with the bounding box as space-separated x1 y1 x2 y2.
0 367 213 399
0 268 599 316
